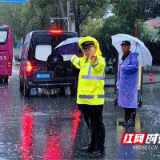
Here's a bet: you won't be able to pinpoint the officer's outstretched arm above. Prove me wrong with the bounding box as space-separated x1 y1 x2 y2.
71 55 82 69
90 56 106 72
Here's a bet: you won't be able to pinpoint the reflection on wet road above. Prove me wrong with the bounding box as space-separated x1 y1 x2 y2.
0 65 160 159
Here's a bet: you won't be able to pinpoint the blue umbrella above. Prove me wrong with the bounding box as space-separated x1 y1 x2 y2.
54 37 83 55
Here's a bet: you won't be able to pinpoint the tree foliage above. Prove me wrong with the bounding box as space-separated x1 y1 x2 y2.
111 0 160 20
0 3 24 37
71 0 109 35
21 0 60 33
98 0 160 48
81 18 104 38
0 0 160 41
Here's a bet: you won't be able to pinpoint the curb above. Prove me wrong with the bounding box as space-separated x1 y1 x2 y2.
143 82 160 85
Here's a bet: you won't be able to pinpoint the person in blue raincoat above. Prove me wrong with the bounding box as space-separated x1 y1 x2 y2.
116 41 139 126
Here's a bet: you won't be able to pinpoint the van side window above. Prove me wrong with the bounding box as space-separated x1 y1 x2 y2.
21 43 27 61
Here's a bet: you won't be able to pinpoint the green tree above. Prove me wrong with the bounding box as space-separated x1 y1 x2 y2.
99 0 160 44
137 21 158 41
81 18 104 39
111 0 160 21
100 16 136 46
0 3 24 37
20 0 110 36
21 0 56 33
20 0 71 37
71 0 109 35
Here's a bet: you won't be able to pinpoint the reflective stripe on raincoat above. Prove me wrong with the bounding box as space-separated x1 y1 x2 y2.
71 36 106 105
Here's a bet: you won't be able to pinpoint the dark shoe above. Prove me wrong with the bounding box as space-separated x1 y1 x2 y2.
81 146 94 152
90 150 105 159
118 119 127 125
119 108 130 125
123 119 135 126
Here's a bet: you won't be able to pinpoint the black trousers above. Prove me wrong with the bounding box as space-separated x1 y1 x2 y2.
124 108 136 121
78 104 105 150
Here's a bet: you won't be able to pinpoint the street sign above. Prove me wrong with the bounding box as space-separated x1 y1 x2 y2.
0 0 27 3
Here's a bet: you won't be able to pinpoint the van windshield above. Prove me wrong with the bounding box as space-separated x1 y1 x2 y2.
0 31 8 44
28 33 77 61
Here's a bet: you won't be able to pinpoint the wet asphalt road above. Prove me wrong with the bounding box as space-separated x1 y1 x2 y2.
0 65 160 160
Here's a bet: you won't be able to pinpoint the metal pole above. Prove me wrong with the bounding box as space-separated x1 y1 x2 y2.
67 16 70 31
67 0 70 31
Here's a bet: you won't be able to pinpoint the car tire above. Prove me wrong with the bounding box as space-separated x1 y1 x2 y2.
23 82 30 97
60 87 65 96
4 76 8 83
0 77 3 83
70 86 76 96
19 79 24 92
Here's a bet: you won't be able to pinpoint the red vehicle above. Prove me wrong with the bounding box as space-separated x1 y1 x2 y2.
0 25 13 83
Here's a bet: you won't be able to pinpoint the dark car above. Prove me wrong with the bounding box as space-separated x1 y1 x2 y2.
19 29 79 97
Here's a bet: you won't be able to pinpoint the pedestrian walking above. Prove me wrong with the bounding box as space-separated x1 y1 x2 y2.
71 36 106 158
116 41 139 126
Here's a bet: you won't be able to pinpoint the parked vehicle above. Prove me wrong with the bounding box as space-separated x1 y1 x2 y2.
0 25 13 83
19 29 79 97
106 58 115 75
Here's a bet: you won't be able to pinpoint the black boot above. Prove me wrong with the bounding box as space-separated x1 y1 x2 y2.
123 109 136 126
118 108 129 125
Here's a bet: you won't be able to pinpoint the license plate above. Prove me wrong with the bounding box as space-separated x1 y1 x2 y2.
37 74 50 78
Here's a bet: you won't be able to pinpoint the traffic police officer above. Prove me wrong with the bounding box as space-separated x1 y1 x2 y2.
117 40 139 126
71 36 106 158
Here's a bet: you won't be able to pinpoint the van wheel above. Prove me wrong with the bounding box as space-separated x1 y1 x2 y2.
19 79 24 92
24 83 30 97
0 77 3 83
4 76 8 83
70 86 76 96
60 87 65 96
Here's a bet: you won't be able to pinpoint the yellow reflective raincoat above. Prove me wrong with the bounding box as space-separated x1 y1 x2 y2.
71 36 106 105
